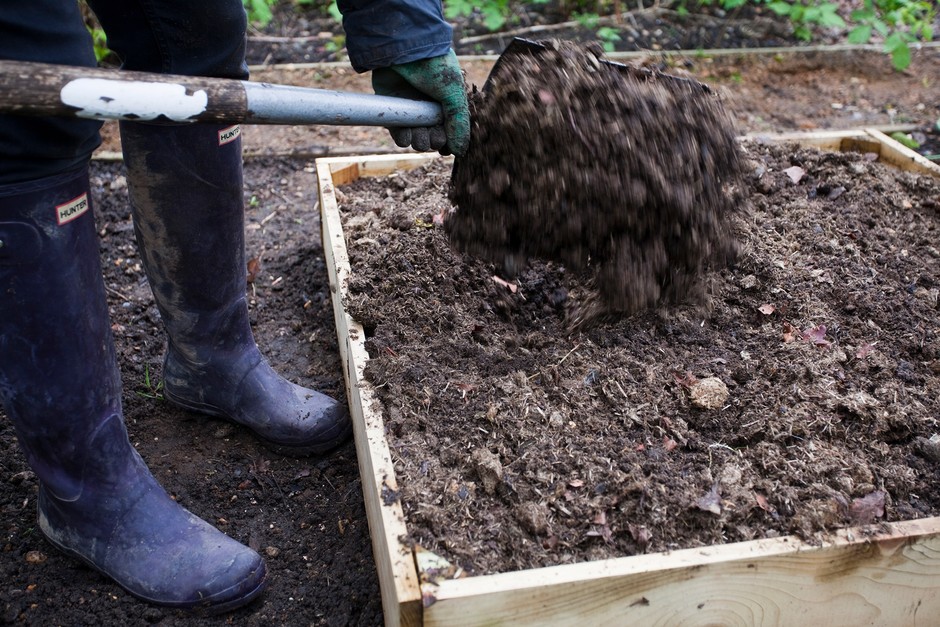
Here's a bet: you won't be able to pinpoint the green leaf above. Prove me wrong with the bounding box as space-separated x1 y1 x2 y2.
482 8 506 32
597 26 621 42
574 12 601 29
819 13 846 28
767 2 791 16
444 0 473 20
328 0 341 22
243 0 274 26
848 25 873 43
890 132 920 149
818 4 846 28
883 31 907 52
891 43 911 70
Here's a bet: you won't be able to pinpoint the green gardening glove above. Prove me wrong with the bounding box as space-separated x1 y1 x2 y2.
372 50 470 157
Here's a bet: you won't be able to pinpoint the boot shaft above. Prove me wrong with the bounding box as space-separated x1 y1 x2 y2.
120 122 350 454
0 165 269 612
0 166 123 500
120 122 251 355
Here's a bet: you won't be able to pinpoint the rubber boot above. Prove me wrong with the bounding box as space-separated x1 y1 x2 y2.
0 167 267 611
119 122 350 456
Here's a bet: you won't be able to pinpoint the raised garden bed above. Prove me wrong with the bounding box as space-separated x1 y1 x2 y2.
317 129 940 627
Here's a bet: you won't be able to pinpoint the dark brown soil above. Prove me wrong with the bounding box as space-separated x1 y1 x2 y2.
340 143 940 576
449 40 744 321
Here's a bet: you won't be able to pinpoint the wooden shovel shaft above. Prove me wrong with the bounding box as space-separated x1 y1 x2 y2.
0 60 443 127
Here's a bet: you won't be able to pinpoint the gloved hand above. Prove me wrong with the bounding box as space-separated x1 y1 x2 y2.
372 50 470 157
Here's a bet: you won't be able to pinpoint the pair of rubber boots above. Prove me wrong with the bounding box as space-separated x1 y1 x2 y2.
0 122 350 612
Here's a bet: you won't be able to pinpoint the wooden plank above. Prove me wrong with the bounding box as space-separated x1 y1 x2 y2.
866 128 940 178
840 135 883 157
743 129 867 153
743 130 940 179
318 153 441 187
424 517 940 626
318 158 427 627
318 152 443 627
329 162 360 187
357 153 444 178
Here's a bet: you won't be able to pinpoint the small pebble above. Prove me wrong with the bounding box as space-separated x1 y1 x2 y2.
25 551 46 564
689 377 729 409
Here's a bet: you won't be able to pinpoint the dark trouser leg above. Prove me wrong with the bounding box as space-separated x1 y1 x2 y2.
0 1 101 184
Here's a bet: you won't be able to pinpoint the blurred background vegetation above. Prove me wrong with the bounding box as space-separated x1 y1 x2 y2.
79 0 936 70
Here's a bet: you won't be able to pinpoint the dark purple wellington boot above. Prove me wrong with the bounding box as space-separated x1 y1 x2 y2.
120 122 351 456
0 166 267 612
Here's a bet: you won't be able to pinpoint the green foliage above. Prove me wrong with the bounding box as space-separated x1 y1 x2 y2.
443 0 934 71
327 0 342 22
890 131 920 149
445 0 514 32
573 11 602 29
292 0 343 22
86 23 110 63
846 0 935 70
244 0 276 26
137 365 164 401
78 1 112 63
692 0 749 9
595 26 623 52
242 0 933 72
766 1 845 40
683 0 934 69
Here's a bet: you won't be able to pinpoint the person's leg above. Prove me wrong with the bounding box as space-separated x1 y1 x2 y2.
0 168 267 611
0 0 101 184
85 0 250 78
88 0 351 455
0 1 266 611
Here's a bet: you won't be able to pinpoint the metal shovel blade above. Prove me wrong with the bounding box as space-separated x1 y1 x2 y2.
482 37 711 95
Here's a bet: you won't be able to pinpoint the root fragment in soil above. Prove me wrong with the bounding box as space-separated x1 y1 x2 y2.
447 39 747 327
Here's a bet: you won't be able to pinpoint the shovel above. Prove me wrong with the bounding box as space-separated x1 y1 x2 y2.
482 37 711 94
0 39 707 127
0 59 443 127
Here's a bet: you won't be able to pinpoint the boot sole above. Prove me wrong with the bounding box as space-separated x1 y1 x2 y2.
163 390 353 457
41 529 268 614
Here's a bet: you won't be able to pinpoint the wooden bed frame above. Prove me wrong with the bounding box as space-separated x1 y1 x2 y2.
316 129 940 627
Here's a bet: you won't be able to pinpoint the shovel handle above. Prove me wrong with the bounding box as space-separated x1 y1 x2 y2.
0 60 443 127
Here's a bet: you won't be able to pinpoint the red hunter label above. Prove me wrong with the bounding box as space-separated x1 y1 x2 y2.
219 124 242 145
56 193 89 225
